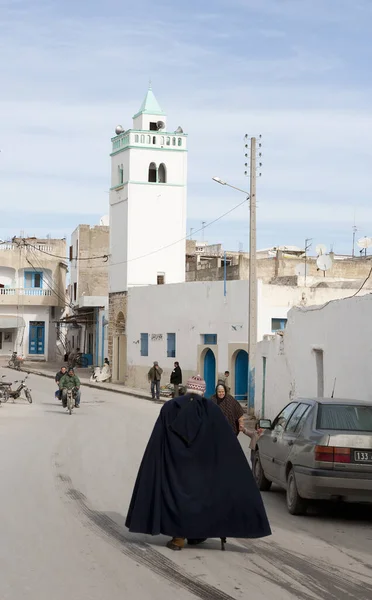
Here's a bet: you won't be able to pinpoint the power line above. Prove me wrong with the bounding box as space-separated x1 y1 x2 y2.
22 239 108 262
30 250 70 309
25 253 74 310
86 196 249 269
298 266 372 313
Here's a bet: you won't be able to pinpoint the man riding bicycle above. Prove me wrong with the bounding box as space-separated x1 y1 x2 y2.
59 368 81 408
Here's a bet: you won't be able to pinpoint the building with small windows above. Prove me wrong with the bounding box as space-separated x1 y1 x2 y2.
124 278 370 399
108 85 187 380
0 237 67 360
63 222 109 365
255 292 372 420
107 87 371 409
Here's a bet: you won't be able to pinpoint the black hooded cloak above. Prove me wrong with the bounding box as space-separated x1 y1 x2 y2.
126 394 271 540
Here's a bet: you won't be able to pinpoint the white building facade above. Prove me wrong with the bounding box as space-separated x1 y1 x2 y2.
125 279 368 399
255 291 372 420
108 86 187 380
0 239 67 361
109 85 187 290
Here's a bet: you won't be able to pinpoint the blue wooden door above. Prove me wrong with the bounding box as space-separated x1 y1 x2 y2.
29 321 45 355
203 349 216 398
235 350 248 402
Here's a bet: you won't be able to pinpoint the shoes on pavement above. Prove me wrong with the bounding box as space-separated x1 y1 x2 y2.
75 404 80 408
166 538 185 551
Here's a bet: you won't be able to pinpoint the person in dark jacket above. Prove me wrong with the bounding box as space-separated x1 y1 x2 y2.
126 374 271 552
148 361 163 400
170 361 182 397
59 368 81 408
55 366 67 400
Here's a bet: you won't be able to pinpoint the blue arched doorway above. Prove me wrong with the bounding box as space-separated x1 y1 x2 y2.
203 349 216 398
235 350 248 402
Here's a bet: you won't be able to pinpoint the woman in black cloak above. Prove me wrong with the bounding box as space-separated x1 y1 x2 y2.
126 375 271 551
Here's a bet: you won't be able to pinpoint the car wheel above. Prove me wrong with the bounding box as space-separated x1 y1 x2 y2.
253 451 272 491
287 468 308 515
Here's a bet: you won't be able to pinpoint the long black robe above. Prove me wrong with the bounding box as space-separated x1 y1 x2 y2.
126 393 271 539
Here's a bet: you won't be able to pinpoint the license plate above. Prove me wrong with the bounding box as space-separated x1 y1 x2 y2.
354 451 372 463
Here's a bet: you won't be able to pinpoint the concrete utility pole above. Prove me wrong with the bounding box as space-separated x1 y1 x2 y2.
247 137 257 412
212 134 261 413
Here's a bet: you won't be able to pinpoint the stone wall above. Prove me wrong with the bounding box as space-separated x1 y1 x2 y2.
108 291 127 382
185 252 372 285
75 225 109 298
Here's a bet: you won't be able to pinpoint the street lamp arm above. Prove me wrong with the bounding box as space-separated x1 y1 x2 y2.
212 177 250 197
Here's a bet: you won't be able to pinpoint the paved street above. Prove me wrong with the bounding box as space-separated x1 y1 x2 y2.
0 370 371 600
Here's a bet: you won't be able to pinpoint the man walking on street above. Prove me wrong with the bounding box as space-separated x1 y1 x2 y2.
224 370 231 393
170 361 182 397
148 361 163 400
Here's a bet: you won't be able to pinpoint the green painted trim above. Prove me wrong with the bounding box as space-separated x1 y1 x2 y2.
129 181 185 188
111 129 188 141
110 183 126 191
111 181 185 189
110 146 188 157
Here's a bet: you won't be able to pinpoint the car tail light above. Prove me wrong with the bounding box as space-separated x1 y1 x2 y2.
315 446 334 462
334 447 351 463
315 446 351 463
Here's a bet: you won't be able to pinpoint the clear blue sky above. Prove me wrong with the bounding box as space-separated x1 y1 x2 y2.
1 0 372 255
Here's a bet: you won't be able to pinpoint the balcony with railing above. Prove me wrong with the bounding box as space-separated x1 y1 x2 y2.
0 287 58 306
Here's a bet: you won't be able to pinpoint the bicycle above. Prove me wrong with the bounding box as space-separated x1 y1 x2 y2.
8 351 22 370
63 388 77 415
1 374 32 404
69 354 89 369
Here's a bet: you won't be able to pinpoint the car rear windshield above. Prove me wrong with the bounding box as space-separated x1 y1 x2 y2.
317 404 372 432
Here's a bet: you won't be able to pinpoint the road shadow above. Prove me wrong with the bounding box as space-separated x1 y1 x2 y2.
105 512 253 554
264 486 372 524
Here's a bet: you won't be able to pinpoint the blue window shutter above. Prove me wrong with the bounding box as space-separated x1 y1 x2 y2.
167 333 176 358
140 333 148 357
271 318 287 332
24 271 43 289
203 334 217 345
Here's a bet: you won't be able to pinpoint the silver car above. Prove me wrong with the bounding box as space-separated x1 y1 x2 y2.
253 398 372 515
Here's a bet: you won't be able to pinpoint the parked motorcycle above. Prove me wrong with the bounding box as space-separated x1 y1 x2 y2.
2 374 32 403
0 374 12 403
8 351 23 370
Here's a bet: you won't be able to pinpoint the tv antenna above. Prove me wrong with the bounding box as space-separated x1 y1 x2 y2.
304 238 312 287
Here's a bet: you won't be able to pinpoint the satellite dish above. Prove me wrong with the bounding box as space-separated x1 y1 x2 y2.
99 215 109 226
175 126 184 134
357 236 372 249
156 121 165 130
316 254 333 271
115 125 124 135
315 244 327 256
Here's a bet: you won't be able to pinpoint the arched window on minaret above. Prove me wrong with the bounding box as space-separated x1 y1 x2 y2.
158 163 167 184
148 162 157 183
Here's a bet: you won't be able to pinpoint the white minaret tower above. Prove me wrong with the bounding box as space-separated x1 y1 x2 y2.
109 85 187 292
